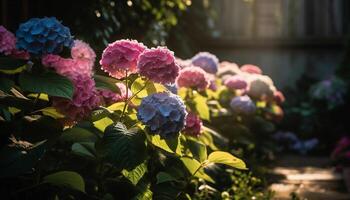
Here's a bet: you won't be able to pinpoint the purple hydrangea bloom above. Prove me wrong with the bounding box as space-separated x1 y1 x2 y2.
230 95 256 115
137 92 187 138
16 17 73 55
191 52 219 74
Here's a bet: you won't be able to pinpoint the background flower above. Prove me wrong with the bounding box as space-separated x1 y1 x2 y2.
230 95 256 115
137 92 187 138
240 64 263 75
16 17 73 55
100 39 146 79
183 112 202 137
247 74 276 100
137 47 179 84
191 52 219 74
71 40 96 69
0 26 16 55
176 66 210 91
224 75 248 90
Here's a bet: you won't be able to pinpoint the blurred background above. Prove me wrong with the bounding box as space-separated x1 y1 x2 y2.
2 0 350 89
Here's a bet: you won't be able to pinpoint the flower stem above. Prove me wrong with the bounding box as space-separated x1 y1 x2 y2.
119 70 128 122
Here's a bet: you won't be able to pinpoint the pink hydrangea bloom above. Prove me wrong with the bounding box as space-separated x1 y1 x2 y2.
138 47 180 84
100 39 146 79
0 26 16 55
183 112 202 137
224 75 248 90
241 64 262 75
42 54 92 77
98 89 118 105
53 74 100 121
71 40 96 69
115 82 132 101
176 66 209 91
176 58 191 69
274 90 285 104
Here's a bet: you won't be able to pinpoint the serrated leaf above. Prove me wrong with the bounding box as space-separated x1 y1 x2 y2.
43 171 85 193
94 74 121 93
156 172 176 184
122 162 147 185
186 139 207 162
71 142 96 159
95 123 146 170
19 71 74 99
93 117 114 132
207 151 247 170
193 93 210 121
60 127 98 143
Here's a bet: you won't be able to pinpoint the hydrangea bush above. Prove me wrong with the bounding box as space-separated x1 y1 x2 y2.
0 18 263 200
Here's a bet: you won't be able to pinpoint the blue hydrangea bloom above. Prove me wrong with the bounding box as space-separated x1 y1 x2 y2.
16 17 73 55
137 92 187 138
230 95 256 115
165 83 178 94
191 52 219 74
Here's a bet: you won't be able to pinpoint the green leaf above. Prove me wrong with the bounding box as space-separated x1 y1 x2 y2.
95 122 147 170
94 74 121 93
122 162 147 185
186 139 207 162
0 57 27 72
180 157 214 183
60 127 98 143
133 182 153 200
43 171 85 193
0 77 14 93
93 117 114 132
19 71 74 99
207 151 247 170
72 142 96 159
107 102 125 111
156 172 176 184
193 93 210 121
131 77 166 98
147 134 183 156
199 127 220 150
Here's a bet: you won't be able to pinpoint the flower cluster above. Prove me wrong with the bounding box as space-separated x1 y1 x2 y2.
224 75 248 90
137 92 187 138
183 112 202 137
100 39 146 79
16 17 73 55
191 52 219 74
247 74 276 100
240 64 262 75
177 66 210 91
138 47 180 84
230 95 256 115
0 26 29 59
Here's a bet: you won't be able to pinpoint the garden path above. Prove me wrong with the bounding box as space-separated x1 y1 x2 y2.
269 154 350 200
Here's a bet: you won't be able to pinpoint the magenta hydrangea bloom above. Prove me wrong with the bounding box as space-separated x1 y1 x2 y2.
42 54 92 77
176 66 209 91
100 39 146 79
0 26 16 55
224 75 248 90
138 47 180 84
71 40 96 69
183 112 202 137
274 90 285 104
241 64 263 75
53 74 100 121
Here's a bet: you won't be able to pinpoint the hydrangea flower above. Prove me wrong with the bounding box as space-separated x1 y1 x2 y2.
138 47 180 84
176 66 210 91
230 95 256 115
224 75 248 90
71 40 96 69
176 58 191 69
137 92 187 138
16 17 73 55
247 74 276 100
0 26 30 59
274 90 285 104
240 64 262 74
97 83 132 105
53 74 100 121
100 39 146 79
42 54 92 77
218 61 241 81
191 52 219 74
183 112 202 137
0 26 16 55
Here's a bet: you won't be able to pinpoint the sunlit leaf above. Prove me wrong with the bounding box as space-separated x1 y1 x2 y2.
207 151 247 170
93 117 113 132
122 162 147 185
